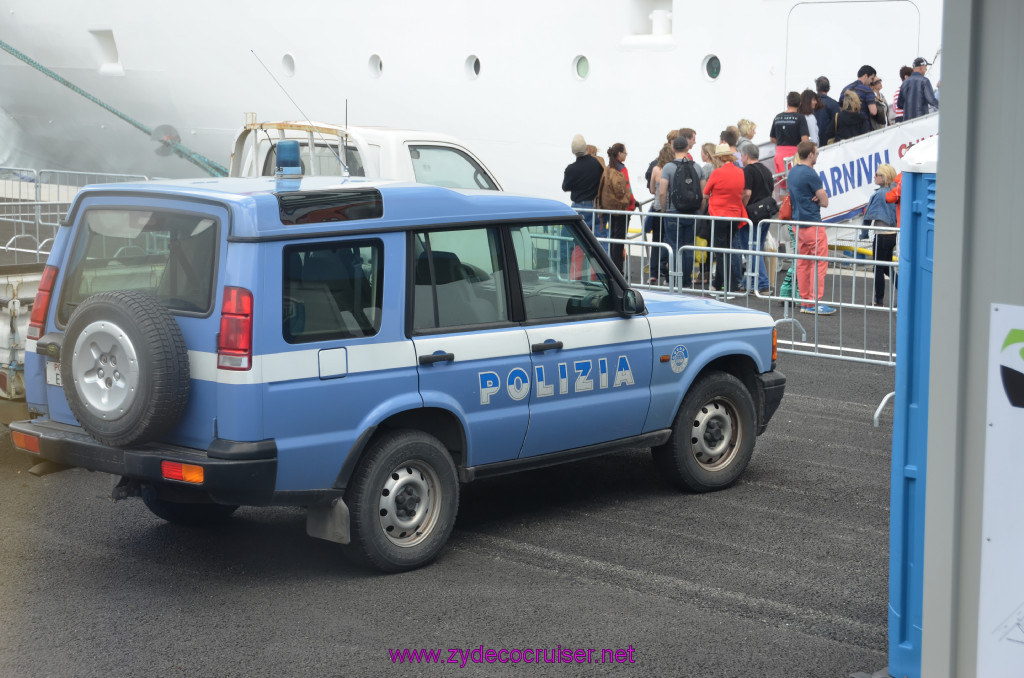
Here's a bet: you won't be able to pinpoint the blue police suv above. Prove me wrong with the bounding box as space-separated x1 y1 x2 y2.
11 148 784 572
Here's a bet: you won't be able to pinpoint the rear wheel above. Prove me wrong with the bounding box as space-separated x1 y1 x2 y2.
653 371 757 492
141 486 238 526
343 430 459 572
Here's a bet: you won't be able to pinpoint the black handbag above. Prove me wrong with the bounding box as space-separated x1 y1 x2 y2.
695 204 712 240
745 195 779 225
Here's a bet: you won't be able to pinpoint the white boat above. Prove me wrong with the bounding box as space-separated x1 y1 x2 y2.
0 0 942 202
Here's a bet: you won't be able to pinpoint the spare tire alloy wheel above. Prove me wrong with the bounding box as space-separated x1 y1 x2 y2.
71 320 140 421
345 430 459 573
652 371 756 492
61 291 190 447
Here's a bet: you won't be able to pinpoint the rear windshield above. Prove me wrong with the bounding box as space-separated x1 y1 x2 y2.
57 208 218 324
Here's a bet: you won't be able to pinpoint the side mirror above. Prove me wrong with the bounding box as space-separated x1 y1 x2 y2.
621 289 645 316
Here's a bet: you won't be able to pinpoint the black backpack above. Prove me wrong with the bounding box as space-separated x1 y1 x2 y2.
668 159 702 214
644 158 658 186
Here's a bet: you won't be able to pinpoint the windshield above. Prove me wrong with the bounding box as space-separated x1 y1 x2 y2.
57 208 218 323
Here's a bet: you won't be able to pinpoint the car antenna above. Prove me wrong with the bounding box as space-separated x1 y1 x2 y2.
250 49 349 176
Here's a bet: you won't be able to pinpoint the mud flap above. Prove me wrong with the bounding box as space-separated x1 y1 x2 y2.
306 498 351 544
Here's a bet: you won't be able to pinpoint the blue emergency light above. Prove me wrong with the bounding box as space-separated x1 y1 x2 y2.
275 140 302 178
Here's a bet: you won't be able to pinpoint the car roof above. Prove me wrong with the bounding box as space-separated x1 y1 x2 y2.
72 176 577 239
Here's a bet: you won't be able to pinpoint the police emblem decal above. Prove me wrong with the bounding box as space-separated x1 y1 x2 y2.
670 345 688 374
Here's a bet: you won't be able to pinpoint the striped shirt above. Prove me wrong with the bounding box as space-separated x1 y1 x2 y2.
891 86 904 119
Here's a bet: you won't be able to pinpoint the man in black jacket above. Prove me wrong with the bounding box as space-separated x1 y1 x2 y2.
562 134 604 234
814 76 841 144
740 143 776 293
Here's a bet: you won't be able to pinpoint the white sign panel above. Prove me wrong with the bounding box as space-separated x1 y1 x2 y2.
977 304 1024 677
813 113 939 221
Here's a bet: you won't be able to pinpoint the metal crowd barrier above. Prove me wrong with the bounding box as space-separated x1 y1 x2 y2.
0 166 148 263
574 207 755 294
573 205 899 368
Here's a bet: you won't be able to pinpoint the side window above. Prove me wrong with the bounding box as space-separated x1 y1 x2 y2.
412 227 509 331
409 145 498 190
511 223 614 320
282 240 383 343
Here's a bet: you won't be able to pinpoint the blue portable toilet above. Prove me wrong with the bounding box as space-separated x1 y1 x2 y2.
888 137 938 678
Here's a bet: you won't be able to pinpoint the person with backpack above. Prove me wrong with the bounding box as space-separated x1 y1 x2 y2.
657 135 703 287
703 143 749 293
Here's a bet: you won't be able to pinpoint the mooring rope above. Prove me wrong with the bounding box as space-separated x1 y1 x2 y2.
0 38 228 177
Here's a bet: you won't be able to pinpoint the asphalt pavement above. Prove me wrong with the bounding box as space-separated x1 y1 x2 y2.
0 352 895 678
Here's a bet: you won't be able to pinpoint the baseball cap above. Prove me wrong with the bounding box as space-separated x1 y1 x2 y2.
912 57 931 68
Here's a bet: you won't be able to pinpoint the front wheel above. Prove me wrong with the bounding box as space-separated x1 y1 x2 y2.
652 371 757 492
343 430 459 573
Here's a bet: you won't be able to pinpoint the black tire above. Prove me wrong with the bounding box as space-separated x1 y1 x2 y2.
141 486 238 526
343 430 459 573
652 371 757 492
61 291 190 447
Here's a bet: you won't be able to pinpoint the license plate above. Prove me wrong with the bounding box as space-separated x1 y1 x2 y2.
45 361 63 387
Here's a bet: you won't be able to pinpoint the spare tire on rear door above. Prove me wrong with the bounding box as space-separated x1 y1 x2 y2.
61 291 190 447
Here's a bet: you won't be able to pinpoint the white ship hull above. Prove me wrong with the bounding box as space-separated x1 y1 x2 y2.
0 0 942 202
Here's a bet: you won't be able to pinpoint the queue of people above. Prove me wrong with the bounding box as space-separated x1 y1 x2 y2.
560 57 929 310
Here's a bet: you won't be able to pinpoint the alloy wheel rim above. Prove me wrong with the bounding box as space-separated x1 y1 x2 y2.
71 320 140 420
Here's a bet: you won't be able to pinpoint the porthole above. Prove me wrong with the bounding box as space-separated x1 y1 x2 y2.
573 55 590 81
465 55 481 79
281 53 295 77
368 54 383 78
703 54 721 80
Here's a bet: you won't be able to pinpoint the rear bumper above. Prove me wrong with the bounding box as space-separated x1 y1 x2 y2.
8 419 277 506
755 369 786 435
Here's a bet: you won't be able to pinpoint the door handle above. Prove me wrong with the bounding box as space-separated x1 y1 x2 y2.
419 352 455 365
531 341 564 353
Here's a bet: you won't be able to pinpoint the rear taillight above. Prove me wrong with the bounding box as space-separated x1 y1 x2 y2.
161 460 204 484
217 286 253 370
11 431 40 453
27 265 59 341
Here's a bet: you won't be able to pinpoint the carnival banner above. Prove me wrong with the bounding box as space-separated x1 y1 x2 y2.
808 112 938 222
